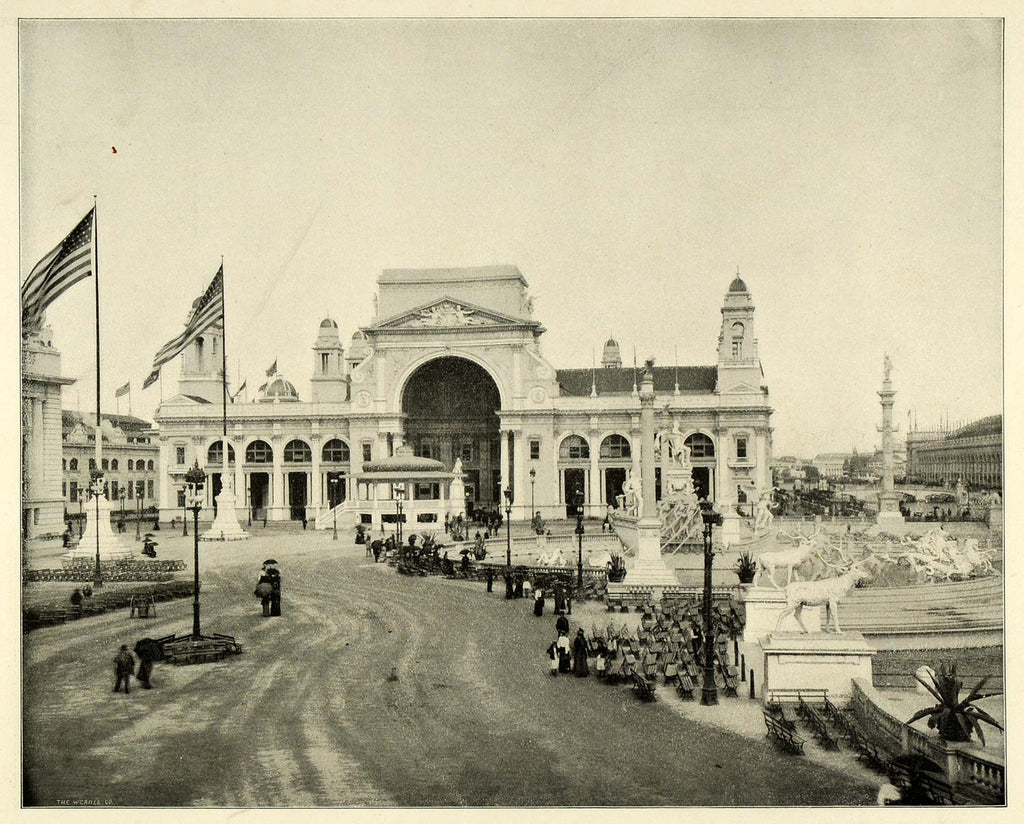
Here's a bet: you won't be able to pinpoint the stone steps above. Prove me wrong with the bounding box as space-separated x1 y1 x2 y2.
840 578 1002 633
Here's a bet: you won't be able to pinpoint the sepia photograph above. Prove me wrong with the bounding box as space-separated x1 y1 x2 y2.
16 7 1006 809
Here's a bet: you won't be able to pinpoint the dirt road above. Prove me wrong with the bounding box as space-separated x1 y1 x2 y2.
23 537 877 806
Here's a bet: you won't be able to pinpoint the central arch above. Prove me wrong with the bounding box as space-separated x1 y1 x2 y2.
401 356 502 508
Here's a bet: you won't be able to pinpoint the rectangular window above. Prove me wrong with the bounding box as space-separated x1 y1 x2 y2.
176 446 186 465
127 483 133 500
530 439 540 460
177 489 186 508
111 480 119 498
147 480 154 499
461 443 474 463
321 352 329 374
104 482 110 498
69 481 78 502
737 438 748 460
361 442 372 462
62 482 67 498
732 340 742 358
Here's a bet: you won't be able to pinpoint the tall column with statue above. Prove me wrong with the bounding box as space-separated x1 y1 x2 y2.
876 354 904 527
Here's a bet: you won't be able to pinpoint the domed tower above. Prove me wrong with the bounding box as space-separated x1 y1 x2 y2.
716 270 762 391
311 317 348 403
601 336 622 369
178 296 224 403
346 330 371 371
258 374 301 403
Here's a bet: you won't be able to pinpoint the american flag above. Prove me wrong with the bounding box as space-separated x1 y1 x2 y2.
143 265 224 389
115 381 130 398
21 207 95 332
231 378 247 401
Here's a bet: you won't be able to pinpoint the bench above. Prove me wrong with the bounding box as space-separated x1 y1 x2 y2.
629 670 656 702
797 696 841 751
763 711 805 755
674 671 696 700
765 688 828 706
889 762 955 805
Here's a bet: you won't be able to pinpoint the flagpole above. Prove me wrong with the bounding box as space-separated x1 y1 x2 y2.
92 195 102 588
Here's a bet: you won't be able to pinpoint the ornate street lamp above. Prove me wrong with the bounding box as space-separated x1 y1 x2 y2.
574 485 585 587
329 475 340 541
135 477 142 540
77 485 85 539
181 483 189 537
529 467 536 525
89 470 103 588
118 487 126 533
394 482 406 548
184 460 206 638
699 498 724 706
503 486 513 568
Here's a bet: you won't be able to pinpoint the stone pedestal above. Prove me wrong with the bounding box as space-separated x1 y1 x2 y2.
64 493 134 561
760 631 875 703
720 511 741 547
875 507 905 528
739 585 821 642
609 514 680 597
201 489 249 541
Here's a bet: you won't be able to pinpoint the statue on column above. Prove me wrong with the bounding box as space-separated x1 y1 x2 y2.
884 354 893 382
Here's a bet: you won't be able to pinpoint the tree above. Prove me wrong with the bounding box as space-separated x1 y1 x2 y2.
802 465 820 483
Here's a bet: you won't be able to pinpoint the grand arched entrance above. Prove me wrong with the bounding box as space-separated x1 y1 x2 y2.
401 357 502 509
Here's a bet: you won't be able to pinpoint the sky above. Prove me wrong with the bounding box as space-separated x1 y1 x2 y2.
17 17 1003 457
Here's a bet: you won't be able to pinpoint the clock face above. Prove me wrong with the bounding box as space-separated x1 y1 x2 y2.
356 390 371 408
529 386 546 404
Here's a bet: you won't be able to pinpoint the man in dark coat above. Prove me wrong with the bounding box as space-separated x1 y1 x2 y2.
113 645 135 694
268 566 282 617
572 629 590 677
134 639 158 689
555 613 570 637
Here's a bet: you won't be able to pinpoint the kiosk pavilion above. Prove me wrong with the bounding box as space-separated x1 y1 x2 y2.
154 266 773 530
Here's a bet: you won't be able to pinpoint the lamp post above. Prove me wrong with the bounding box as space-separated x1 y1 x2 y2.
77 486 84 539
529 467 536 525
182 484 188 536
699 498 724 706
394 483 405 548
118 488 126 533
329 475 339 540
89 471 103 588
135 478 142 540
574 485 585 587
503 486 512 568
184 460 206 639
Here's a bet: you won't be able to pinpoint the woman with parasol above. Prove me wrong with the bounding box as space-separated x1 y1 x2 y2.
254 561 276 617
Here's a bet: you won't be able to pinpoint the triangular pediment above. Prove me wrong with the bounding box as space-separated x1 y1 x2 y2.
371 296 536 330
718 381 762 395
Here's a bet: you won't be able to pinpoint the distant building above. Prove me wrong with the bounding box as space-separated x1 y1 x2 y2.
905 416 1002 489
22 326 74 540
812 452 849 479
62 411 161 513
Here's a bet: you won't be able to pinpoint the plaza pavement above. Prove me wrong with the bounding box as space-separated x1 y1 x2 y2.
23 529 881 807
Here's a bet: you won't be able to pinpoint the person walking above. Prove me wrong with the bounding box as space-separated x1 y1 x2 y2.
113 645 135 694
485 566 494 593
255 566 274 617
572 628 590 677
533 588 545 617
546 640 559 676
134 640 157 689
555 613 570 637
556 632 572 674
268 565 282 617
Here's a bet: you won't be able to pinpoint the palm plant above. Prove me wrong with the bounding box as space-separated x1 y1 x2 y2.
908 662 1003 745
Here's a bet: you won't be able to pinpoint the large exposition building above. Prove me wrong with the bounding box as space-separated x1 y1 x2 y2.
905 416 1002 490
154 266 773 527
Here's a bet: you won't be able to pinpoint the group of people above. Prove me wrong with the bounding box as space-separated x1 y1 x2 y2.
547 616 591 677
112 639 158 694
253 561 282 617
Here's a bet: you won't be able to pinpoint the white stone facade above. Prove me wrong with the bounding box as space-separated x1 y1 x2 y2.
154 267 774 526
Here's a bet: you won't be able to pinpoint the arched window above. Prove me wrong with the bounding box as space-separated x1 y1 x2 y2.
322 439 350 463
684 433 715 459
127 459 134 471
111 459 118 471
89 459 96 470
147 460 154 471
70 458 78 471
284 439 312 463
246 440 273 464
558 435 590 460
102 458 109 470
208 440 236 465
600 434 631 459
731 322 745 359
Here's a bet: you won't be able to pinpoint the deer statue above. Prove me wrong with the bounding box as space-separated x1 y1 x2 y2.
756 534 826 589
773 556 879 634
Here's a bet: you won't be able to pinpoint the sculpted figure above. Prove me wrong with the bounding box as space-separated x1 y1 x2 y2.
622 470 643 516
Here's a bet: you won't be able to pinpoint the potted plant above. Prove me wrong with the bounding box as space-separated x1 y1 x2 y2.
607 555 627 583
354 524 367 545
908 662 1003 745
734 551 757 584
